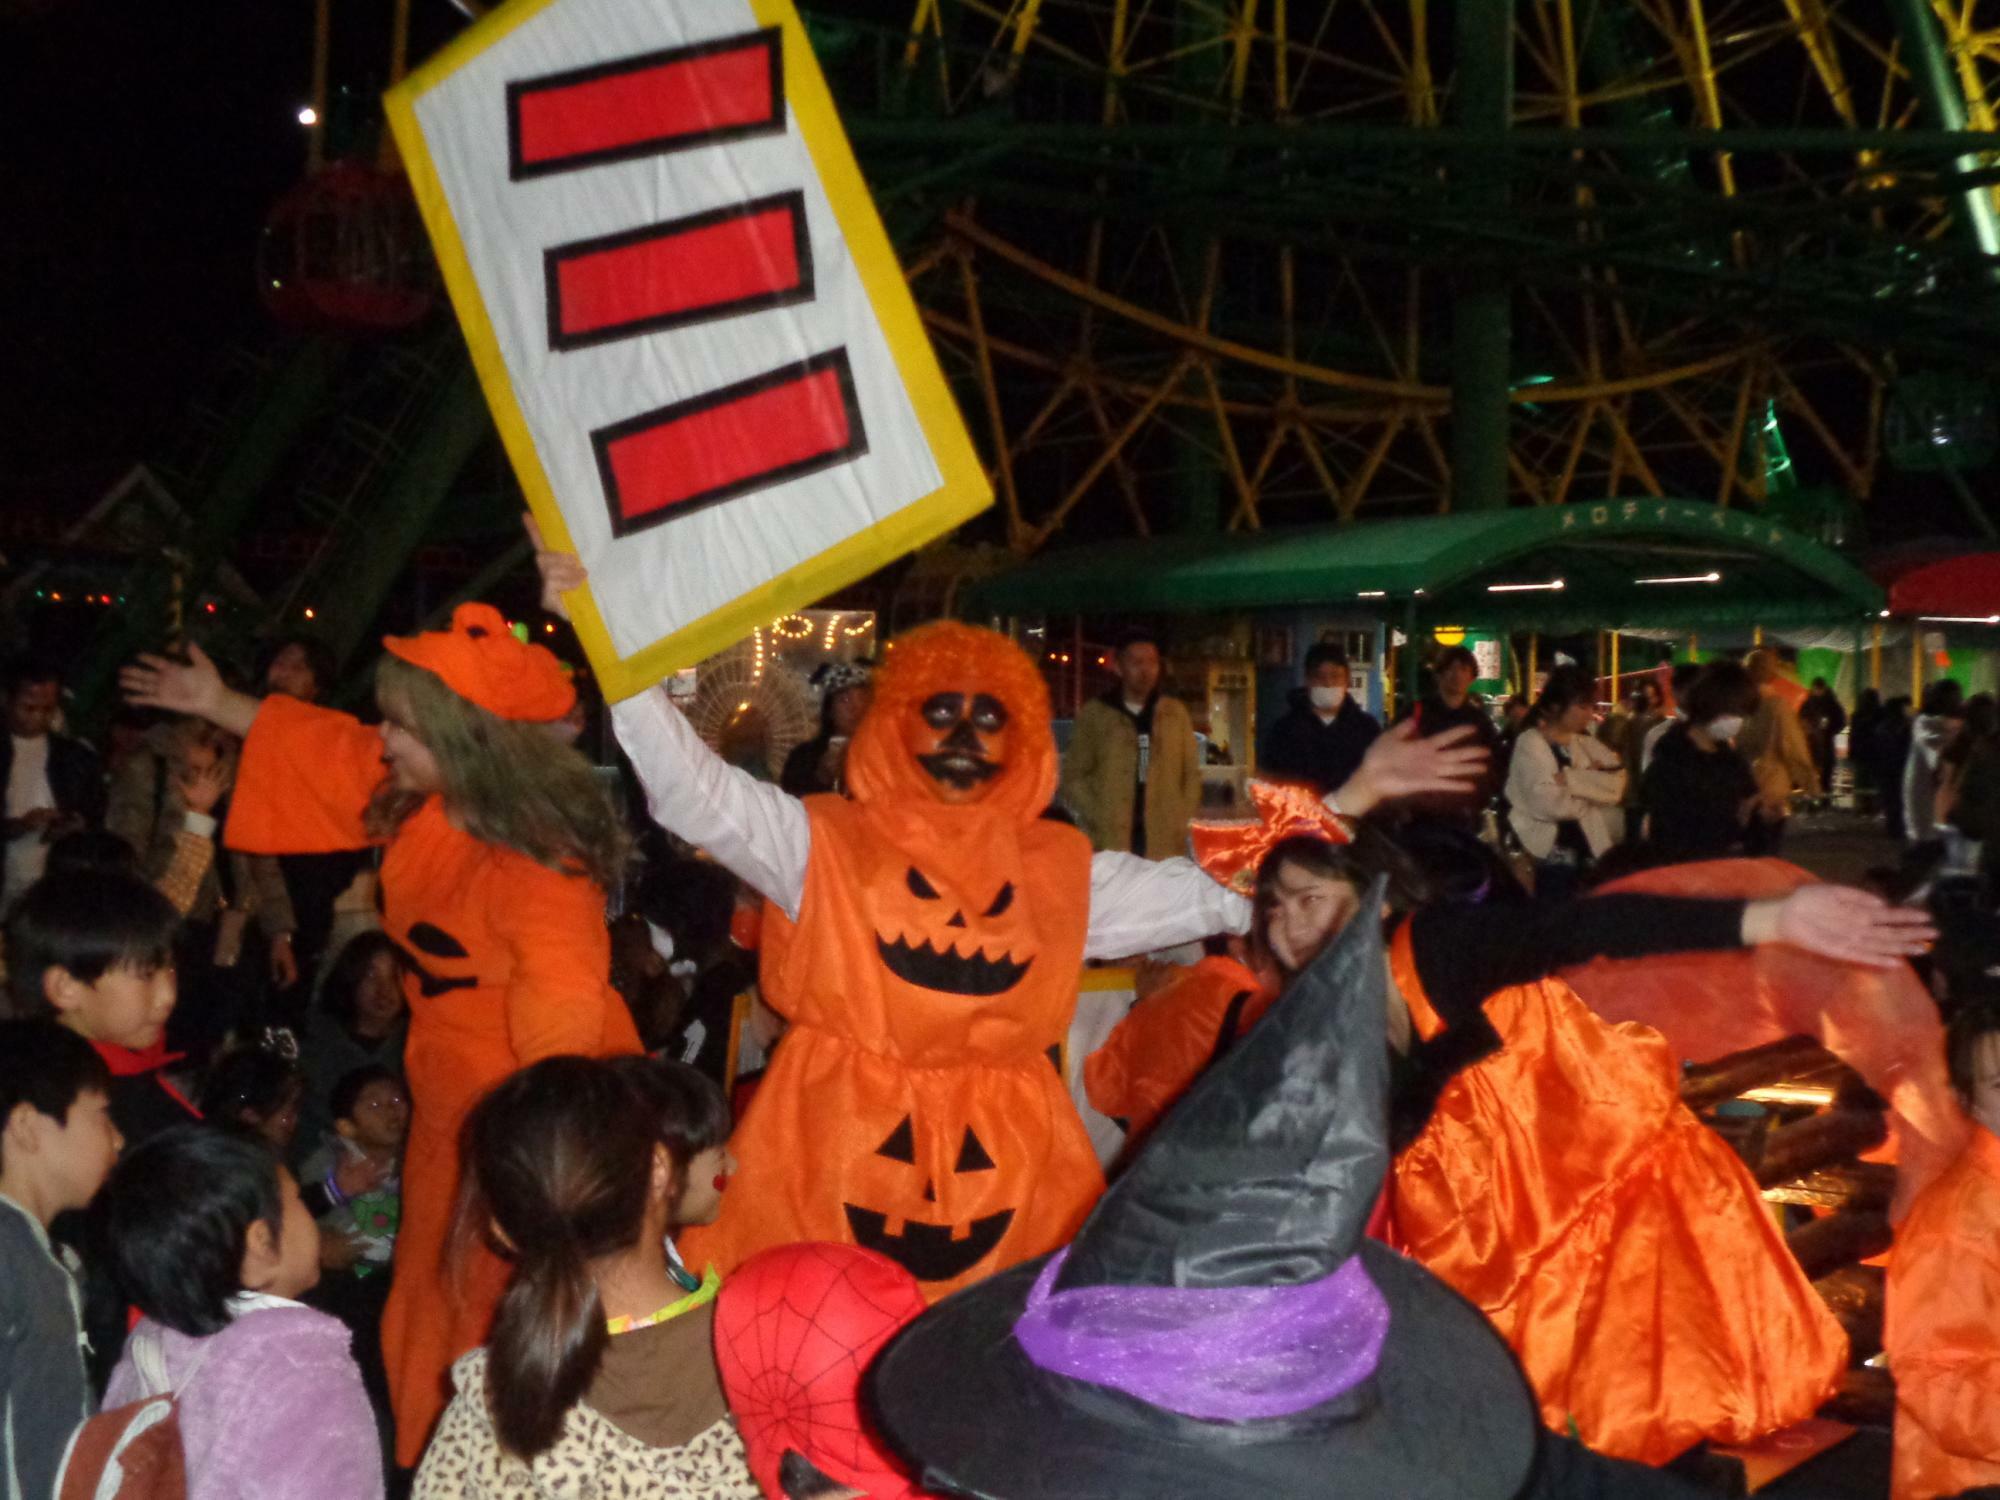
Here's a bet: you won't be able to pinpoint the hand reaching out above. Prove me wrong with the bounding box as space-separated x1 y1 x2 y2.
121 642 226 719
1743 884 1936 970
525 513 587 621
1336 721 1490 818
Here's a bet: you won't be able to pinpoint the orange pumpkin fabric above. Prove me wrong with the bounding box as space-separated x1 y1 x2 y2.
1386 923 1847 1465
1566 859 1968 1220
681 623 1104 1300
1083 955 1275 1149
225 693 639 1463
1885 1124 2000 1500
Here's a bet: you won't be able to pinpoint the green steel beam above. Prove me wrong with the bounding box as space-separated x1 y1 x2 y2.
1449 0 1515 512
313 357 493 666
1887 0 2000 265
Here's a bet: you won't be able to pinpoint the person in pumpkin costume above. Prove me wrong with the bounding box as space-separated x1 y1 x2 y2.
121 603 639 1465
530 525 1484 1302
1179 779 1934 1466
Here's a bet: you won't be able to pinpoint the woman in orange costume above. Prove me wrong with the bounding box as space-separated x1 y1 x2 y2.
1884 998 2000 1500
1184 780 1933 1465
122 604 639 1464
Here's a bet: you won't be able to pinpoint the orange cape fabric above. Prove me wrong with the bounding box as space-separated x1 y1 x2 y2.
382 601 574 721
682 624 1103 1300
1886 1126 2000 1500
1563 859 1969 1220
1186 780 1351 897
226 695 637 1463
1387 924 1848 1464
1083 956 1276 1149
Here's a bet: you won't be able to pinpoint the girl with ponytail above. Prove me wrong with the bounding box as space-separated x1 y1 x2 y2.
413 1057 755 1498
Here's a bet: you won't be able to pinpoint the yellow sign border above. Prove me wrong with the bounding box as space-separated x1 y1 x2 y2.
384 0 990 701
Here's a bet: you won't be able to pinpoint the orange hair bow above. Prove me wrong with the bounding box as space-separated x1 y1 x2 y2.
1189 780 1352 897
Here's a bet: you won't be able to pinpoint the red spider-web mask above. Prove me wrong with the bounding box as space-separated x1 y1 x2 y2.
715 1242 931 1500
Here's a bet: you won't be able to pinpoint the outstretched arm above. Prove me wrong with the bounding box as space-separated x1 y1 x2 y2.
610 690 811 918
1409 884 1936 1033
529 515 811 916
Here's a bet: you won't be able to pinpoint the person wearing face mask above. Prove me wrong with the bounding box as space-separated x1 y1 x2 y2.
1884 992 2000 1499
1258 643 1382 795
1639 661 1769 865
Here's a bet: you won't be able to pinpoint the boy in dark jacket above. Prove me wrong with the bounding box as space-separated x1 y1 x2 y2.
0 1020 122 1497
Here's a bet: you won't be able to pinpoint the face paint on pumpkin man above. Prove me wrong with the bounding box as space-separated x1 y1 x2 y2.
901 691 1012 803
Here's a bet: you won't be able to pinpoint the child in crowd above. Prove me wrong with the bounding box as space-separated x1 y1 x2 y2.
303 1064 407 1276
0 1020 121 1500
606 1055 734 1286
1885 995 2000 1499
302 1064 409 1484
202 1033 307 1156
9 868 192 1384
300 932 407 1154
414 1056 755 1499
101 1127 382 1498
7 868 189 1139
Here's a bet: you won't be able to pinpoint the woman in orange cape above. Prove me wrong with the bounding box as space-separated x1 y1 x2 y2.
1183 781 1933 1464
1563 858 1968 1219
123 605 639 1464
1884 999 2000 1499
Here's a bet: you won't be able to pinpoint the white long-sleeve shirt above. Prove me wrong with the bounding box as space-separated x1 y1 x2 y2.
609 690 1251 957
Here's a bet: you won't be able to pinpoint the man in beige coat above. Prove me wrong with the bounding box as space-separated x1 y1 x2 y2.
1062 630 1204 859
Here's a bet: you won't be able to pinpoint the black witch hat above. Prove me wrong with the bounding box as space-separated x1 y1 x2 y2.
869 885 1537 1499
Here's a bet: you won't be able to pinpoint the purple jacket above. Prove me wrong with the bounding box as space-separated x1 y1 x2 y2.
104 1300 382 1500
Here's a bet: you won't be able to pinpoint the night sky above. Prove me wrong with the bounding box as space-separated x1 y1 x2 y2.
0 0 403 521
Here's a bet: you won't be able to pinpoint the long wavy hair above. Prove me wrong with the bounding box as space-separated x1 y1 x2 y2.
456 1057 658 1459
367 655 628 889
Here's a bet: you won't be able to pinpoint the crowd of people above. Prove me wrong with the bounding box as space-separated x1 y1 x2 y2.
1 564 1996 1500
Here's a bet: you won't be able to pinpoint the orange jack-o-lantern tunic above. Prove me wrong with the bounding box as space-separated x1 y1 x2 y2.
1386 921 1847 1466
225 695 639 1464
679 623 1107 1299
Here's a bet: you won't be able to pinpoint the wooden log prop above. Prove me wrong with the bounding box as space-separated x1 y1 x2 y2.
1679 1036 1837 1110
1761 1162 1896 1213
1786 1208 1893 1282
1755 1109 1889 1190
1818 1367 1895 1428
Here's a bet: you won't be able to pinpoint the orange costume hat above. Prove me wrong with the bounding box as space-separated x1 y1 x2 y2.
383 602 575 722
1188 779 1351 895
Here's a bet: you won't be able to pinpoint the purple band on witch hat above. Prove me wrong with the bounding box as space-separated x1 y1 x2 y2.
1011 1249 1389 1423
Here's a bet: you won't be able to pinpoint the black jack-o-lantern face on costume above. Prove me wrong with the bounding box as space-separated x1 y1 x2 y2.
844 1111 1016 1281
875 863 1031 997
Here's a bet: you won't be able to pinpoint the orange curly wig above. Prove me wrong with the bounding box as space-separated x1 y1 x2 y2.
846 621 1057 820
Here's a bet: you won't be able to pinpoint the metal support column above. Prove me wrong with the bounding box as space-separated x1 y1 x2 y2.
1889 0 2000 263
1448 0 1515 512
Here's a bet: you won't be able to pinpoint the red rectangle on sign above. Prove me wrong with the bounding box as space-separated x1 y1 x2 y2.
592 351 867 536
545 192 812 350
508 28 783 179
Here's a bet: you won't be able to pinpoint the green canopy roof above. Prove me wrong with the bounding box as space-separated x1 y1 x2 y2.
964 502 1883 632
